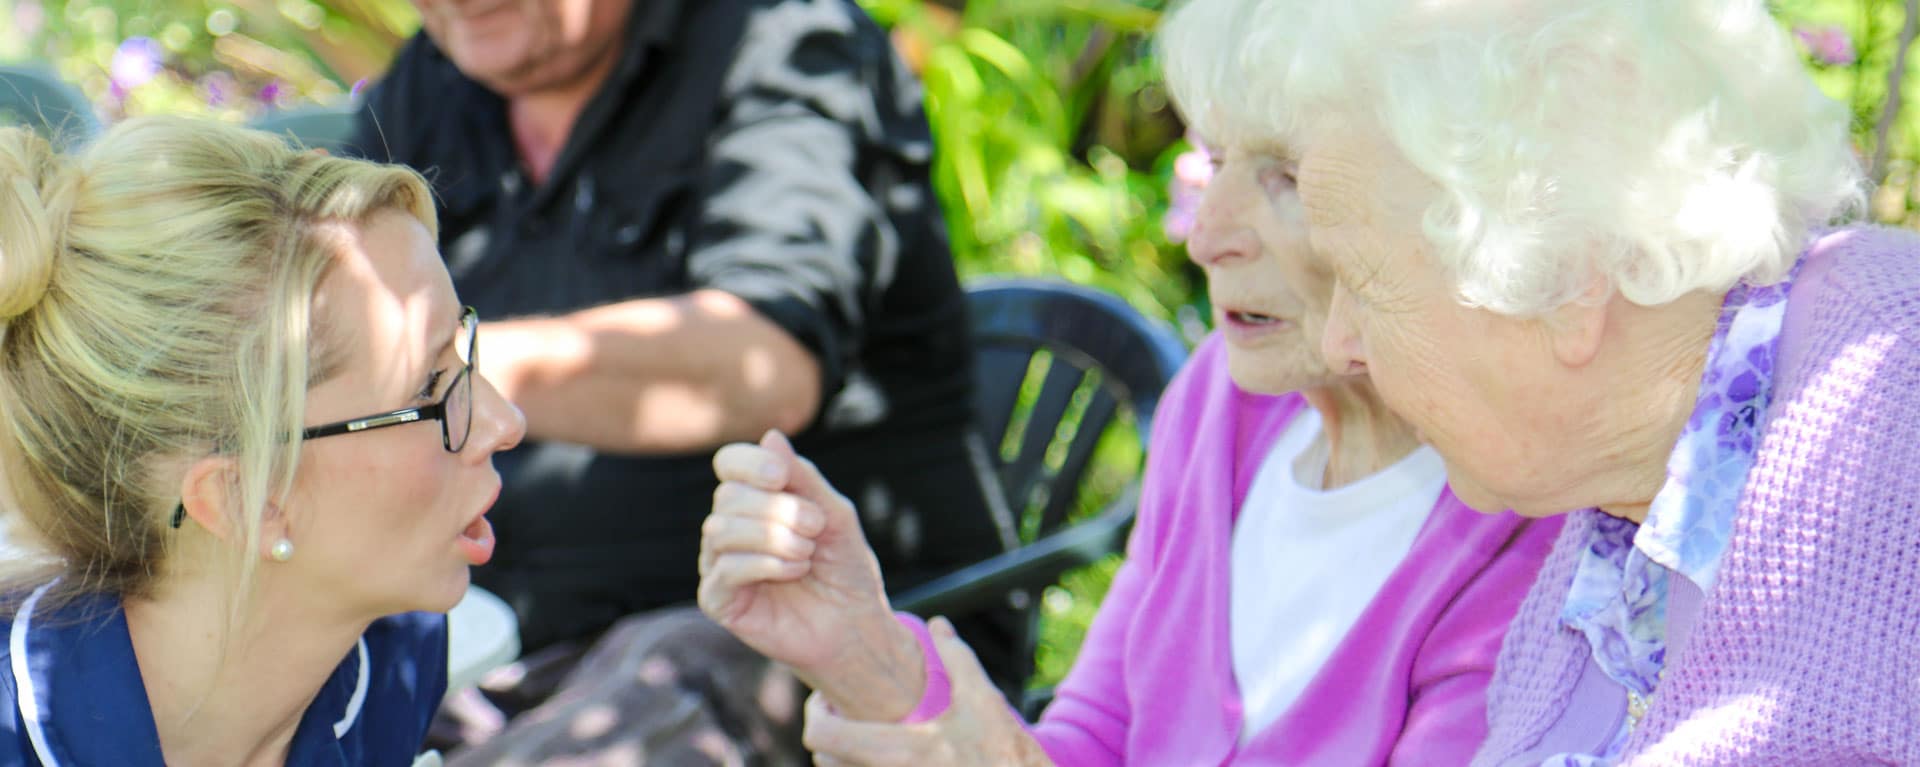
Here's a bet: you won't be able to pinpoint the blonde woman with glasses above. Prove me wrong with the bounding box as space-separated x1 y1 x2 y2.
0 116 525 765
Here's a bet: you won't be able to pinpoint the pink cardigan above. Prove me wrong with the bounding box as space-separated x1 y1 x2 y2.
911 337 1561 765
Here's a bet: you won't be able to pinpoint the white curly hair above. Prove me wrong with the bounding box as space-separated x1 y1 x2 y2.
1160 0 1866 315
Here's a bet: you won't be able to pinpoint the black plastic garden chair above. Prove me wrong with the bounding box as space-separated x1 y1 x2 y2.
0 65 100 147
251 104 358 153
893 277 1187 716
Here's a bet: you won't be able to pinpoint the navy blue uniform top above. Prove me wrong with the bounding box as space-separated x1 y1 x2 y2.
0 584 447 766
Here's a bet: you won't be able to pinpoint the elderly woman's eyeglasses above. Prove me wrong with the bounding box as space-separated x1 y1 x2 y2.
169 307 481 529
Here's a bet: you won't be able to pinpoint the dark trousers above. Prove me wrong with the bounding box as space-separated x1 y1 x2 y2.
438 608 810 765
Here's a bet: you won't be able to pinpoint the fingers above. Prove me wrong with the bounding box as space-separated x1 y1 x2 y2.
800 624 1033 767
713 431 850 507
710 482 826 536
699 509 817 572
713 440 788 491
703 552 812 590
701 482 827 576
709 430 813 492
697 552 811 621
761 428 797 459
759 430 851 512
803 692 925 766
928 617 994 697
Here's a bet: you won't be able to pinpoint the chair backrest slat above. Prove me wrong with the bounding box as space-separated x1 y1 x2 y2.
996 354 1093 532
1034 387 1119 535
971 343 1039 454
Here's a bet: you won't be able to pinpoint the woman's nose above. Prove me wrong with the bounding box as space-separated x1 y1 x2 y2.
468 373 527 458
1186 182 1260 268
1321 282 1369 376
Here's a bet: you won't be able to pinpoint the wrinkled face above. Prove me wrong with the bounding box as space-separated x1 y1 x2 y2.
285 210 526 617
1186 142 1340 395
412 0 632 96
1303 128 1582 515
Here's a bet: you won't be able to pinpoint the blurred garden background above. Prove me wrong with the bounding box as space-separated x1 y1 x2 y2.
2 0 1916 688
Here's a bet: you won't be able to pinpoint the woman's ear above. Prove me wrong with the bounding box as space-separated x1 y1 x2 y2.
1546 275 1612 369
177 455 239 540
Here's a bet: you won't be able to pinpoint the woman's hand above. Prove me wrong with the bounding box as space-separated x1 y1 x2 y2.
699 430 927 720
804 618 1054 767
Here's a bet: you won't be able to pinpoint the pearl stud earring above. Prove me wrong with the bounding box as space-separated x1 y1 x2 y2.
269 538 295 562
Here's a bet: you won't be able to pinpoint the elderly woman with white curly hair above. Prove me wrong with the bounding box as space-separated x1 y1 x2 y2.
1155 0 1920 763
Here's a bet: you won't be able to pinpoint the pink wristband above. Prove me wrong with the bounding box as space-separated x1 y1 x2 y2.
895 612 952 723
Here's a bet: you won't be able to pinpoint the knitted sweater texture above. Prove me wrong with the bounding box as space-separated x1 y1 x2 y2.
1475 226 1920 765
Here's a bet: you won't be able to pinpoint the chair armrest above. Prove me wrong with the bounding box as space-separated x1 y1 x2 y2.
892 484 1139 618
1017 687 1056 721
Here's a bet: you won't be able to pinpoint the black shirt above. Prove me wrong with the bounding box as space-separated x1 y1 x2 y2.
352 0 1002 653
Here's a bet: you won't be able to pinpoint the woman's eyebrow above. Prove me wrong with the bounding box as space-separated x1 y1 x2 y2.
420 308 461 369
1247 139 1294 159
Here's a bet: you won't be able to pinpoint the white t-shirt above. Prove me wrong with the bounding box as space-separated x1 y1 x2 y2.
1230 407 1447 744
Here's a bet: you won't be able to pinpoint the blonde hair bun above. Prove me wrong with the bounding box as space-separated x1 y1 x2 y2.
0 128 78 321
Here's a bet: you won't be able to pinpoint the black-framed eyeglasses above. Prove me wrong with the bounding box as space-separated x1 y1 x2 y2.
301 306 479 453
170 306 480 529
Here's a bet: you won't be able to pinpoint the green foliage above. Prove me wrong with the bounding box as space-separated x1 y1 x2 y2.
1777 0 1920 224
861 0 1201 327
0 0 414 121
1037 553 1122 685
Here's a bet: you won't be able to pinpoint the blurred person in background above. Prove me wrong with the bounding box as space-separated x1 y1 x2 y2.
349 0 1021 754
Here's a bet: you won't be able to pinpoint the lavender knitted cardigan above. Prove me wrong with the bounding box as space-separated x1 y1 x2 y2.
1473 226 1920 765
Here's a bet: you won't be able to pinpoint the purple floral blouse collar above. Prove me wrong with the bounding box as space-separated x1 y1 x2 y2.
1547 265 1799 765
1635 271 1798 590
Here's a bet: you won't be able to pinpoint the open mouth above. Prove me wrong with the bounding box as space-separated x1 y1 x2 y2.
457 513 496 565
1221 306 1296 333
1226 309 1286 326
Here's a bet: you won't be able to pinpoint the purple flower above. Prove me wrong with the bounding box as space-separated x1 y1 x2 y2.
12 1 45 39
259 80 283 108
1174 147 1214 187
1795 25 1856 67
1163 205 1198 243
201 72 235 107
110 37 164 90
1164 139 1214 243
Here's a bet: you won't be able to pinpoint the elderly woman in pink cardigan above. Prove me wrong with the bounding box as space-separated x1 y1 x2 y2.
691 33 1562 762
1153 0 1920 763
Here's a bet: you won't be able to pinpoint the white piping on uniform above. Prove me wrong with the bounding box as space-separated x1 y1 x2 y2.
12 580 61 766
10 579 371 756
333 637 369 738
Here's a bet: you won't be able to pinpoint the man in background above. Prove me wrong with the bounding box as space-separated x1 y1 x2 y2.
351 0 1018 718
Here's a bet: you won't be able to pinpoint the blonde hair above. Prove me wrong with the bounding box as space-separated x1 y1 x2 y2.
1161 0 1865 315
0 116 435 607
